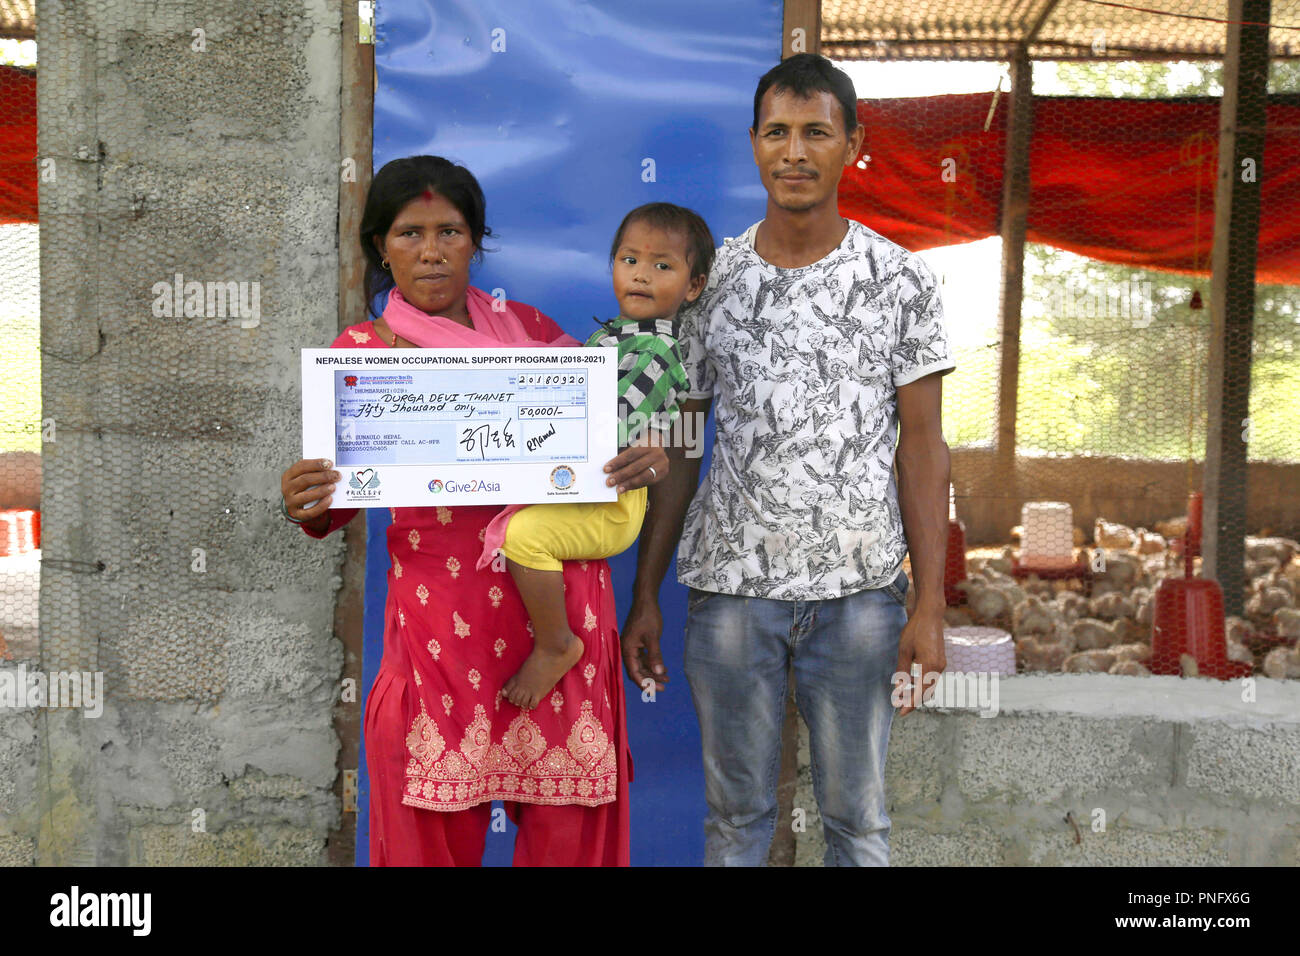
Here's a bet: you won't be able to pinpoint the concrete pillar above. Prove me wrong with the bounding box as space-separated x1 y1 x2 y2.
993 46 1033 535
33 0 346 865
1203 0 1269 618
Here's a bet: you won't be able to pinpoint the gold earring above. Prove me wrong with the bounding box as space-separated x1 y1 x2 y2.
381 259 391 271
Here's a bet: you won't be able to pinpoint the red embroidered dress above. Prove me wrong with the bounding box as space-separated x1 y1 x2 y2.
304 312 632 818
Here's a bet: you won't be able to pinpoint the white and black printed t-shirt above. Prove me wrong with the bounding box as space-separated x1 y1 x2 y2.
676 218 956 601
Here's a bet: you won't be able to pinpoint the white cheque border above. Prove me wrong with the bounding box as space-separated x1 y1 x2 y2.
301 347 619 508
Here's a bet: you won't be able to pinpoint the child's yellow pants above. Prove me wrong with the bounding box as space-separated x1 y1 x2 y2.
500 485 647 572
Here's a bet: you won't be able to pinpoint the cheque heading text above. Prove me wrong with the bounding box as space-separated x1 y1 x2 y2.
314 352 606 366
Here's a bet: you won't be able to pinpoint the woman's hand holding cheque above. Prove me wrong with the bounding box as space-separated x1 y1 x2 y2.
280 458 340 533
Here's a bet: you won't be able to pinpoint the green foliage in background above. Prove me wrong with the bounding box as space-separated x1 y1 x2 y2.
943 60 1300 463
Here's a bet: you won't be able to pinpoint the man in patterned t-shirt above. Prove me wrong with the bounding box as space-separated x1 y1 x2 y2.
623 54 955 866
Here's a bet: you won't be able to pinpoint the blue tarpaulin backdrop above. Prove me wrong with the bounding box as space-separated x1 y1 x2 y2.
359 0 781 866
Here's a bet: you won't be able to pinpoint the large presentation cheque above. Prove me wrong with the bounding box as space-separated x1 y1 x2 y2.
301 347 618 508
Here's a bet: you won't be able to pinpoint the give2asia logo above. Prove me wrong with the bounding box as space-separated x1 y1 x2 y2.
427 477 502 494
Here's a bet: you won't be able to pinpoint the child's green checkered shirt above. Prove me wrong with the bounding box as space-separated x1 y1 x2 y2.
585 316 689 448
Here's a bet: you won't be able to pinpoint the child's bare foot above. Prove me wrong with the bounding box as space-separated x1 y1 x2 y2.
503 631 584 709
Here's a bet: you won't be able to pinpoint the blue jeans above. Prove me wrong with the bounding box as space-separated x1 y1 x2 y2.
682 570 909 867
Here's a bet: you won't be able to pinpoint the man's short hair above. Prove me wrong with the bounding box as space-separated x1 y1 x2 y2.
752 53 859 136
609 203 716 281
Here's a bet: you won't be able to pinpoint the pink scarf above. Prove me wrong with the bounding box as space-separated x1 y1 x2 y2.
383 284 580 349
380 285 580 569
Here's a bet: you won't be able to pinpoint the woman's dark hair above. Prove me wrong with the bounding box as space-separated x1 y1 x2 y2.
609 203 716 281
359 155 493 318
752 53 858 136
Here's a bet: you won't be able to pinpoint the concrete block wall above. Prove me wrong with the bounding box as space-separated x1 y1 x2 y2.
0 705 38 865
794 674 1300 866
950 448 1300 546
8 0 349 864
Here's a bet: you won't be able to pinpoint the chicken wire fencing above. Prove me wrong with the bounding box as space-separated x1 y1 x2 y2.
1 49 37 670
835 41 1300 681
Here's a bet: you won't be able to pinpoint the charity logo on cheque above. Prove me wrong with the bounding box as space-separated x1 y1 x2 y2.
549 465 576 491
348 468 382 501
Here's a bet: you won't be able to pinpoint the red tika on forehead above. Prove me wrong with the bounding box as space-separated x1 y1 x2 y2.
421 188 435 202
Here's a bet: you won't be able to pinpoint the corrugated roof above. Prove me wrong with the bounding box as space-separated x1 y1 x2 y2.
0 0 34 40
823 0 1300 60
3 1 1294 59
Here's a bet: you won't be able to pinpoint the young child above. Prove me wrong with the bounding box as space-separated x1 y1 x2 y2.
492 203 715 709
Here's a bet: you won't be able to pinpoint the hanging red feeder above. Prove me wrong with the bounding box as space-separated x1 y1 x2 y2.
1151 534 1251 680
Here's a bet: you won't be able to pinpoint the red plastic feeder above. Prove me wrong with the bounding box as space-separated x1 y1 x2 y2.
1151 535 1251 680
0 509 35 556
944 518 967 606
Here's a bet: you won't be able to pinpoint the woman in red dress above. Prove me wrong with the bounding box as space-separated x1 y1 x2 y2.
279 156 666 865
